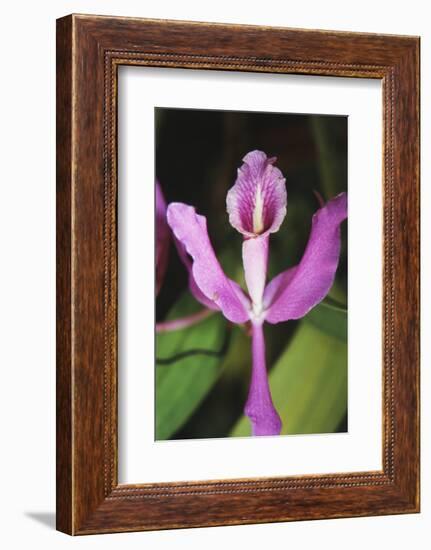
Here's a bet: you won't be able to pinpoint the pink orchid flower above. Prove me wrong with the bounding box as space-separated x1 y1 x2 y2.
167 150 347 436
156 180 170 296
156 180 213 333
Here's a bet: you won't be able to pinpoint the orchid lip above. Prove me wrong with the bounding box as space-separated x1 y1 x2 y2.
226 150 287 238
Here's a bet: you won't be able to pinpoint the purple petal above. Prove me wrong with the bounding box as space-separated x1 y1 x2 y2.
174 231 251 314
262 266 297 310
155 181 170 296
226 150 287 237
242 235 268 318
264 192 347 323
167 203 251 323
245 322 282 436
173 236 221 311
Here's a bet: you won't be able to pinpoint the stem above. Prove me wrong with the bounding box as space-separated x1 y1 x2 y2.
155 308 213 333
244 322 282 436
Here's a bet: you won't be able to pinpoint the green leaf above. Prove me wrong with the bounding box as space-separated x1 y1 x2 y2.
156 292 226 440
230 321 347 437
310 115 347 199
303 299 347 342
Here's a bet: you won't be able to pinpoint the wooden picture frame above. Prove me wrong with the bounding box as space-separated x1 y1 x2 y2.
56 14 420 535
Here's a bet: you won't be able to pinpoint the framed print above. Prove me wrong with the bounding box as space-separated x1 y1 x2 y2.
56 14 420 534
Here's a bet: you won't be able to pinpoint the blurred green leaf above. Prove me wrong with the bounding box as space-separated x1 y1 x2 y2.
303 299 347 342
173 325 252 439
230 321 347 437
156 292 226 440
310 116 347 199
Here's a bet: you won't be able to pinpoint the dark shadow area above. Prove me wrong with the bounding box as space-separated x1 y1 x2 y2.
25 512 56 530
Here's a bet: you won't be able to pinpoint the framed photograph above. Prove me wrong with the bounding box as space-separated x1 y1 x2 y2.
56 14 420 534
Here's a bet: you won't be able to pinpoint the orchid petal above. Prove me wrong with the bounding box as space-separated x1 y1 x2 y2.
174 229 251 314
155 181 170 296
173 236 221 311
242 235 268 318
264 192 347 323
167 203 251 323
262 266 297 310
245 322 282 436
226 150 287 237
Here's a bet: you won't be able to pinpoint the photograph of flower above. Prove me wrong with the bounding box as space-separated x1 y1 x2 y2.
155 107 347 440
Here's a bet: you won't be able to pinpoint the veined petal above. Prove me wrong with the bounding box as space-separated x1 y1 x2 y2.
245 322 282 436
226 150 287 237
173 236 221 311
155 181 170 296
264 192 347 323
262 266 297 310
174 229 251 314
167 203 251 323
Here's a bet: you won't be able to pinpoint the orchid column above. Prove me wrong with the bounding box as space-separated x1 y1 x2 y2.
167 150 347 437
226 152 287 435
